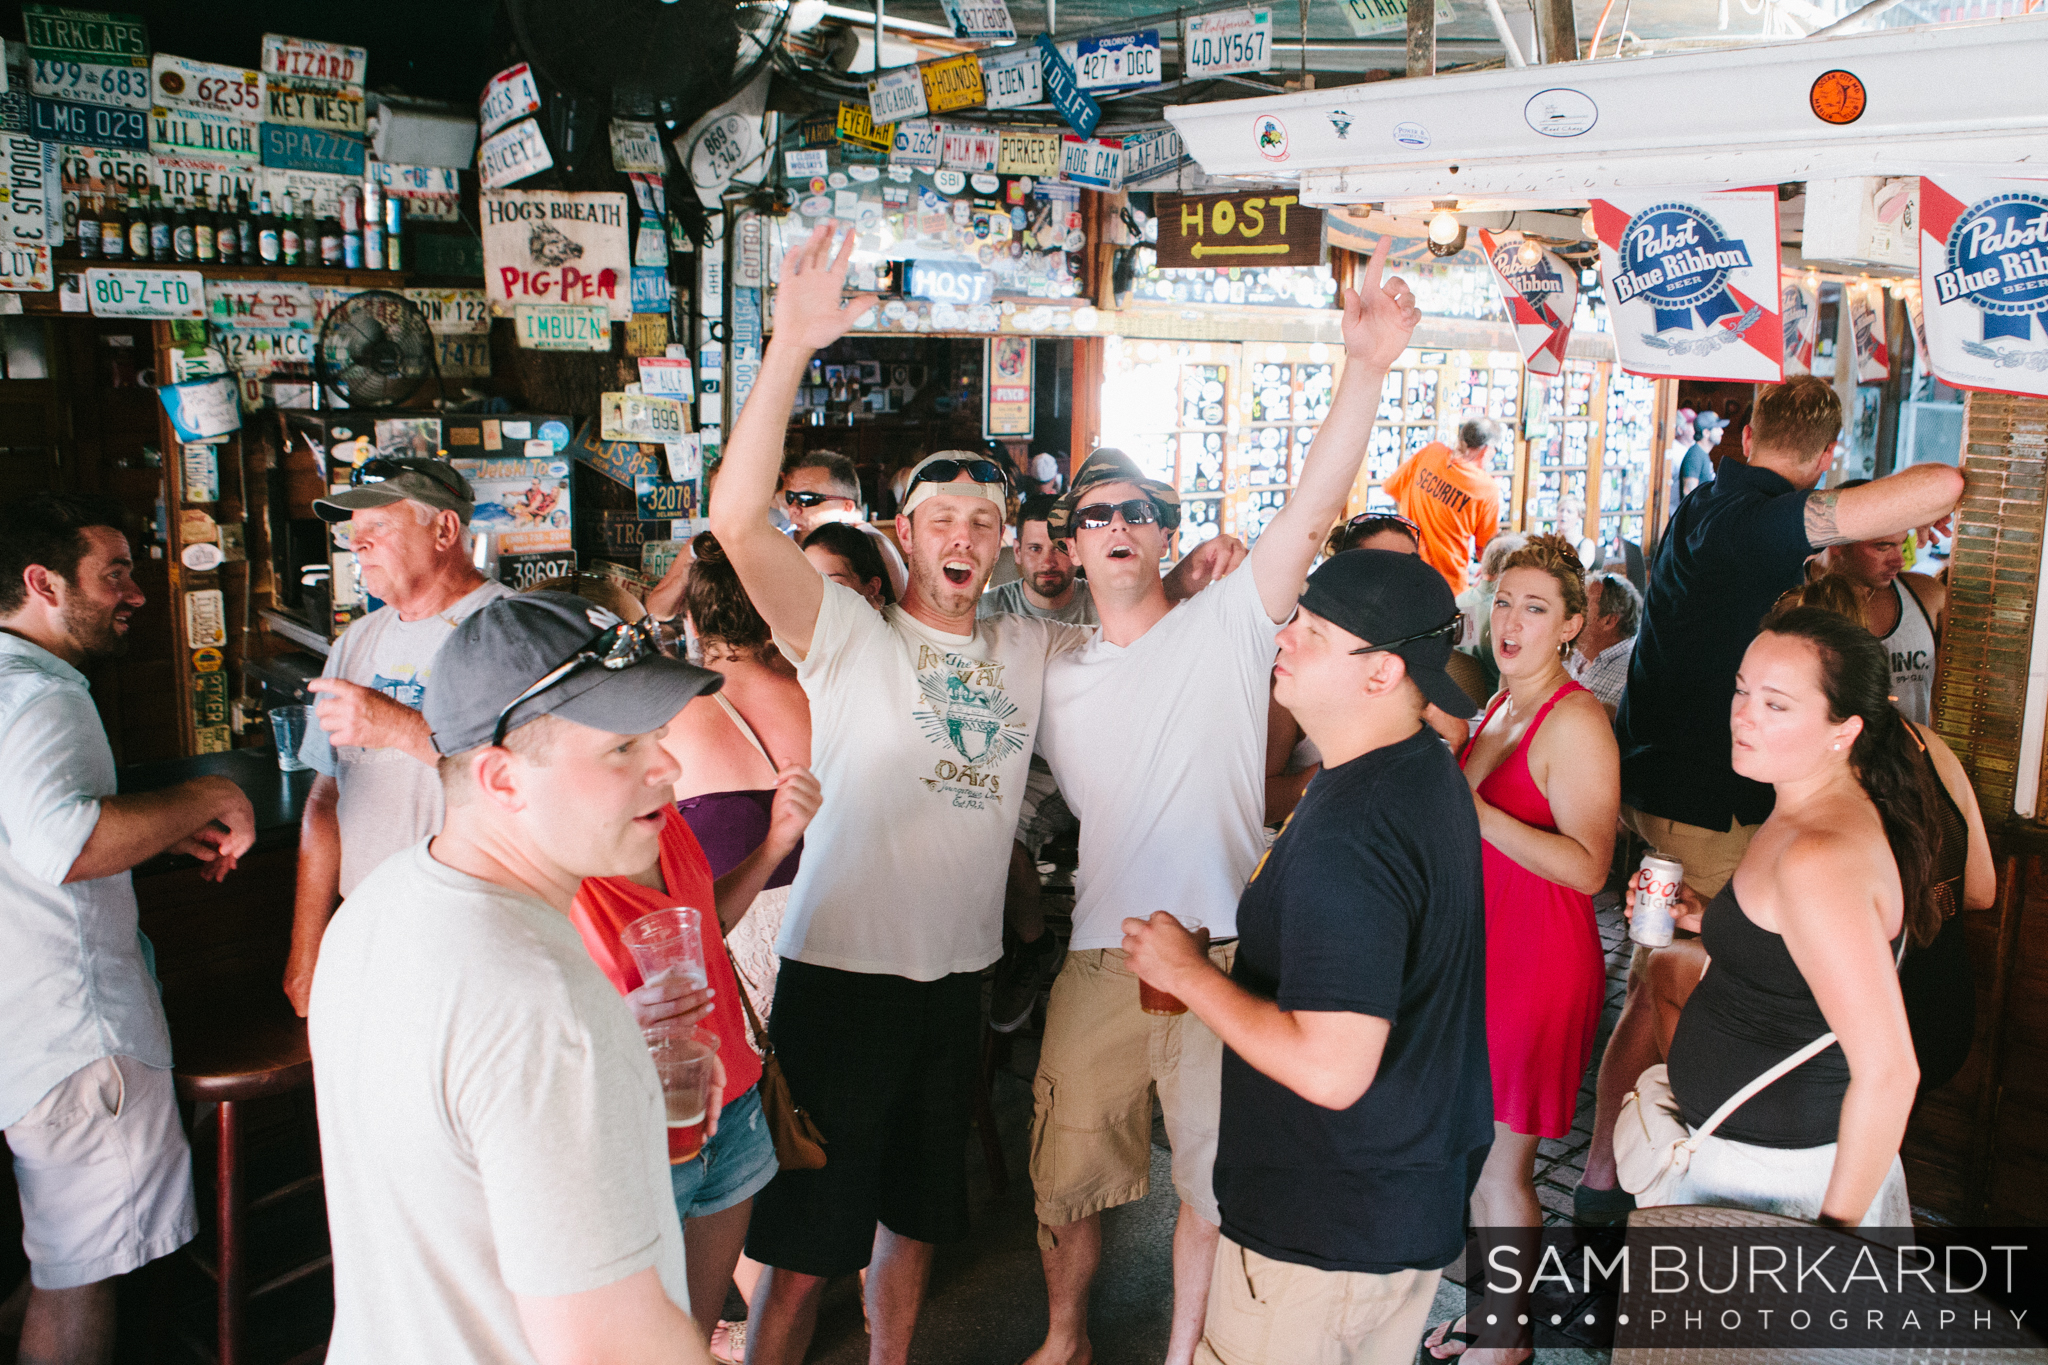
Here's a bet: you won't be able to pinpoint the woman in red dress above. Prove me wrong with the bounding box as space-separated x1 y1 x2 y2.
1429 534 1617 1363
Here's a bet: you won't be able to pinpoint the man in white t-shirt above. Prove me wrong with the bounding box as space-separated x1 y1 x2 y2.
282 457 511 1014
1021 239 1422 1365
709 225 1233 1365
310 591 726 1365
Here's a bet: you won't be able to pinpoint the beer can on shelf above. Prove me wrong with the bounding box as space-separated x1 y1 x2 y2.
1630 853 1685 947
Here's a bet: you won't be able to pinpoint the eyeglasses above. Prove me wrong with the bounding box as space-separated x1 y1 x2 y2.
1074 499 1162 530
783 489 849 509
489 618 674 747
906 458 1010 498
1349 613 1462 658
351 456 464 496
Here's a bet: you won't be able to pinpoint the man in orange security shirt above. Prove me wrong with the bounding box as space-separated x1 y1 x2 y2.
1382 419 1504 595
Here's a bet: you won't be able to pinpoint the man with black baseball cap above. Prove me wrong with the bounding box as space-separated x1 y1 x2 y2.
310 592 723 1365
285 456 511 1016
1124 549 1493 1365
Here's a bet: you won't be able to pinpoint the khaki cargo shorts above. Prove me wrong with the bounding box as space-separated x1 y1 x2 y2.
1029 943 1235 1240
1196 1234 1441 1365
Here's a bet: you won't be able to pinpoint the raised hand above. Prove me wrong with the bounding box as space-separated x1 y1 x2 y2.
771 224 878 351
1341 235 1422 370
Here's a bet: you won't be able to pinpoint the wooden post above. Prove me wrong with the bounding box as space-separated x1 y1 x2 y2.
1406 0 1437 77
1070 335 1104 465
1534 0 1579 62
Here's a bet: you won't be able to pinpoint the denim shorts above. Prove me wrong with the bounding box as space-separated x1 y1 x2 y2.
670 1083 779 1220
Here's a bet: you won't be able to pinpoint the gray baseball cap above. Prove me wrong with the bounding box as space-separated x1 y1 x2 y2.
315 457 476 523
424 591 723 756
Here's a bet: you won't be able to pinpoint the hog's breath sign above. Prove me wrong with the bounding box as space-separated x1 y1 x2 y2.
1154 190 1320 269
1920 176 2048 398
1589 191 1783 382
483 190 632 320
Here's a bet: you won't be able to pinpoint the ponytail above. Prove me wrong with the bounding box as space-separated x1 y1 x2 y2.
1756 604 1942 949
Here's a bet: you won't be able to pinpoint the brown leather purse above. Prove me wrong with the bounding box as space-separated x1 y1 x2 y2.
732 976 827 1171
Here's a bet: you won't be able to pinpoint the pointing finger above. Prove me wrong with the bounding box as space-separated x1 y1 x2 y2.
1361 234 1391 294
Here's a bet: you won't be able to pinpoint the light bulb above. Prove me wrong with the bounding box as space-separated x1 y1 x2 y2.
1516 236 1543 267
1429 209 1461 245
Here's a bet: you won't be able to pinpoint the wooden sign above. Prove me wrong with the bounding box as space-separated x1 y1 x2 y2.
1154 190 1322 269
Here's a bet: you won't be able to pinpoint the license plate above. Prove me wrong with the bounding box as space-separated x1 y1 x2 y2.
22 6 148 63
1069 31 1161 90
86 266 204 317
257 122 365 176
30 96 145 148
1183 10 1272 77
1339 0 1454 36
940 0 1017 39
638 356 693 396
0 135 54 245
940 125 999 173
602 391 686 443
889 120 939 168
264 78 364 134
634 473 696 521
498 550 577 591
997 129 1061 178
1060 136 1124 189
610 118 665 173
980 47 1042 109
1118 127 1187 182
31 57 148 109
151 55 263 116
436 334 491 378
920 54 985 114
403 287 491 334
867 67 928 123
477 117 551 189
0 242 50 292
1036 35 1101 138
479 63 540 138
217 327 313 371
150 104 259 161
205 280 315 329
260 34 365 89
835 101 893 153
515 303 610 351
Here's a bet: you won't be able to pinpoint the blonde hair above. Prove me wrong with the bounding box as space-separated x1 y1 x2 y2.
1780 567 1865 624
1497 533 1588 659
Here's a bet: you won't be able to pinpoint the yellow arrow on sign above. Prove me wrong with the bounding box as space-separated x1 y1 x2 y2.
1189 243 1291 257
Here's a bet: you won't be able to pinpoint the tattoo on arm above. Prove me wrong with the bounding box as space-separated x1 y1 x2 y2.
1804 490 1847 547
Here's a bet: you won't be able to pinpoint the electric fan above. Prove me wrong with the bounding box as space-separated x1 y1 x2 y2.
316 290 439 407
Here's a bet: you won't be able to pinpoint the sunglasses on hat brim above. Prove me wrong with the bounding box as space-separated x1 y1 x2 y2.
489 618 679 748
907 458 1010 499
351 456 465 497
1349 613 1462 658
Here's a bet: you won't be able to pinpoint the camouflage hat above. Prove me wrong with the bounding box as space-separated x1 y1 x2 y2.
1045 447 1181 539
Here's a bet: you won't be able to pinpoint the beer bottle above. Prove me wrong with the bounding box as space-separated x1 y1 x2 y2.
300 201 319 267
257 192 281 264
236 192 256 265
77 184 101 260
172 197 196 262
148 188 171 262
99 186 125 260
126 189 149 260
383 195 403 271
319 215 342 267
193 191 216 262
216 191 239 264
280 190 301 266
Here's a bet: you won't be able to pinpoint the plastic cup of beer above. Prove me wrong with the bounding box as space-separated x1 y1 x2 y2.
1137 915 1212 1017
644 1022 720 1165
621 906 708 992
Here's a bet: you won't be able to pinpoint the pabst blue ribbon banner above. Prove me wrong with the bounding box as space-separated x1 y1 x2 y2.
1781 271 1820 376
1848 281 1891 383
1920 176 2048 397
1478 230 1576 377
1589 191 1784 382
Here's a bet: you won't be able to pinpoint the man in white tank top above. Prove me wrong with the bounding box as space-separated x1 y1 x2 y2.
1822 516 1945 725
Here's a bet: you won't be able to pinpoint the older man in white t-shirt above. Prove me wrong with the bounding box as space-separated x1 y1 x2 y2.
1021 240 1422 1365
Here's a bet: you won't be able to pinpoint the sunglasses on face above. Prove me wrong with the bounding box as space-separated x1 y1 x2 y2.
783 490 849 509
1349 613 1462 658
489 618 676 748
906 458 1010 498
1075 499 1162 530
351 456 464 495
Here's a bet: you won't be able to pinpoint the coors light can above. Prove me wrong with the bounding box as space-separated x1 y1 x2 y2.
1630 853 1685 948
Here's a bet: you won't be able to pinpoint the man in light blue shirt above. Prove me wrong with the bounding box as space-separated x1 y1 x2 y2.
0 494 254 1362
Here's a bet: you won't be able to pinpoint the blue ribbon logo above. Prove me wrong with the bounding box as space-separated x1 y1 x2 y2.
1490 241 1566 326
1611 203 1755 334
1932 193 2048 344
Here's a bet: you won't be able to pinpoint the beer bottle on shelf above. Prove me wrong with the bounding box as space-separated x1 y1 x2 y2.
172 198 196 262
100 187 125 260
217 191 239 264
236 192 256 264
148 189 171 262
77 185 101 260
319 215 342 267
383 195 403 272
340 187 362 269
193 191 216 262
280 191 302 265
126 189 149 261
299 200 318 268
257 192 281 264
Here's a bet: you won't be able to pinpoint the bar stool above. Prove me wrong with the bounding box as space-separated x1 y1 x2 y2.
171 984 323 1365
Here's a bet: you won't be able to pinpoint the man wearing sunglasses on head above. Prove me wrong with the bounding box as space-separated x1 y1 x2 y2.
707 225 1237 1365
1020 236 1422 1365
283 456 512 1016
779 449 909 600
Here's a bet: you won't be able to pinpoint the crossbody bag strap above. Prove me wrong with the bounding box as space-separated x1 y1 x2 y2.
731 967 776 1059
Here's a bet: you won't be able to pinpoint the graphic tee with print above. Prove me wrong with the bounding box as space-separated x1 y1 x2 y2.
300 579 511 895
1036 567 1280 949
1383 442 1503 596
778 582 1085 980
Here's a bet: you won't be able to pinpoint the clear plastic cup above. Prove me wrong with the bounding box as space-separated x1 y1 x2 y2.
621 907 708 992
269 704 311 772
1137 915 1211 1016
644 1023 719 1164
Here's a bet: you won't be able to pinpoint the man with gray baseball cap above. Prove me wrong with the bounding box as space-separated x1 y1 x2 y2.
284 455 512 1016
310 591 724 1365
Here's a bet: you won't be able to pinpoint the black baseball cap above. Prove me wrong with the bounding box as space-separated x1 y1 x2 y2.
1297 549 1470 716
315 457 476 523
424 592 722 755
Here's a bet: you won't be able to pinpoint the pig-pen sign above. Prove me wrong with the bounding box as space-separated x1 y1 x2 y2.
482 190 633 321
1155 191 1323 269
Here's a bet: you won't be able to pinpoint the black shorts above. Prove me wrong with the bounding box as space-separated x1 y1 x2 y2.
743 958 982 1275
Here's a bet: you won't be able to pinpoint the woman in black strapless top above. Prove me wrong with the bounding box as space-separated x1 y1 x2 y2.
1660 606 1950 1226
